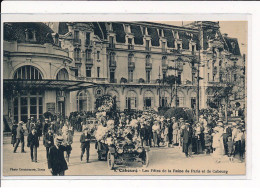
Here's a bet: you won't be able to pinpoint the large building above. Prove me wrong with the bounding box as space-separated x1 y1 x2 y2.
3 21 245 125
47 21 244 112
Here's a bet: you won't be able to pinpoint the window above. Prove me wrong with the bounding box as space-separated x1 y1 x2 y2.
146 40 150 51
191 97 196 109
177 71 182 84
85 49 92 62
177 97 184 107
14 65 43 80
97 67 100 78
160 97 168 107
13 91 43 123
234 74 237 82
162 42 166 52
192 45 195 54
163 72 166 81
192 72 196 83
177 43 181 50
74 31 79 40
144 91 154 109
109 52 116 66
75 69 78 77
146 70 151 83
109 36 114 48
219 60 222 67
128 69 134 82
126 91 137 110
97 51 100 60
110 69 115 83
74 48 81 61
128 38 132 45
77 91 89 112
219 73 223 82
56 68 69 80
86 32 90 45
86 66 92 77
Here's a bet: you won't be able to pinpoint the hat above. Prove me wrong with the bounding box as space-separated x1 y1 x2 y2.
19 121 24 124
181 125 186 130
232 122 237 126
179 118 184 121
55 136 63 143
45 118 49 121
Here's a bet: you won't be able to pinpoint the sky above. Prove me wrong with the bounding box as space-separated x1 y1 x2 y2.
160 21 247 55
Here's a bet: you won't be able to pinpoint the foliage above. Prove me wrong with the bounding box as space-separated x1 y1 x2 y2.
163 107 195 124
138 78 145 83
95 95 115 112
120 77 128 83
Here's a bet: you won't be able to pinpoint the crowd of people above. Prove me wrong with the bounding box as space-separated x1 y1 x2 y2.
10 109 246 176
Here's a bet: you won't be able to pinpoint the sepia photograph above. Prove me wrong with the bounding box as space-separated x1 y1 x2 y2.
2 19 247 177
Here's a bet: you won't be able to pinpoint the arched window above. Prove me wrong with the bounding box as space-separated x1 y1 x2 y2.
14 65 43 80
77 91 90 112
56 68 69 80
126 90 137 110
144 90 154 110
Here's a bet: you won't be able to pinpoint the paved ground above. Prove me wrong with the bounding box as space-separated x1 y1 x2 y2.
2 132 246 176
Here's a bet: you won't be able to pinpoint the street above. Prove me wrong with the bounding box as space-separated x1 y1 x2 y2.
3 132 246 176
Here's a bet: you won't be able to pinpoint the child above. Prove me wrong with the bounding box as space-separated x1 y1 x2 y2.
227 136 234 162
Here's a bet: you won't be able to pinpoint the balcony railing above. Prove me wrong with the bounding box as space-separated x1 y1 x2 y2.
128 62 135 68
128 45 134 50
109 79 117 83
73 39 81 45
145 47 151 51
85 40 93 47
74 58 82 63
213 66 218 74
109 60 117 67
109 43 115 49
162 64 168 70
76 77 107 83
85 58 93 64
145 62 152 69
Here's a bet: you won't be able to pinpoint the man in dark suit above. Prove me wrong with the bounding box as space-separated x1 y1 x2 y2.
14 121 25 153
44 129 54 160
140 122 149 146
181 123 193 157
80 129 91 163
48 136 68 176
27 128 39 162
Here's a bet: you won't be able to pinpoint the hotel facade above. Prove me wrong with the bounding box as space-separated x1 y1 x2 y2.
3 21 245 123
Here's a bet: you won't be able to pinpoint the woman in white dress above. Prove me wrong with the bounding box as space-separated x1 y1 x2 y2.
212 121 225 163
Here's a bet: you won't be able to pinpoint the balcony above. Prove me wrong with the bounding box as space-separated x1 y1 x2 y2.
145 62 152 69
85 58 93 65
85 40 93 48
145 47 151 51
162 64 168 70
213 66 218 74
109 79 117 83
109 60 117 67
109 43 115 49
73 39 81 46
76 77 107 83
128 44 134 50
128 62 135 69
74 58 82 63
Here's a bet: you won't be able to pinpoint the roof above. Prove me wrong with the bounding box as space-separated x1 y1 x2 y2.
3 79 96 92
224 37 241 56
4 22 54 45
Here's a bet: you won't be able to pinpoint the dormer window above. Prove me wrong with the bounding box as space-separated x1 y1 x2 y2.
86 32 90 45
162 42 166 52
25 29 36 42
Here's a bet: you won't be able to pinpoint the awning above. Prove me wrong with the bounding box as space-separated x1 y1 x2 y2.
3 79 97 92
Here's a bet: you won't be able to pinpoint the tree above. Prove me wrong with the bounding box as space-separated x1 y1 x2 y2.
164 75 180 107
209 61 245 122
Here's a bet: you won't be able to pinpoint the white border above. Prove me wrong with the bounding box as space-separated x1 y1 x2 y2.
1 2 257 187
